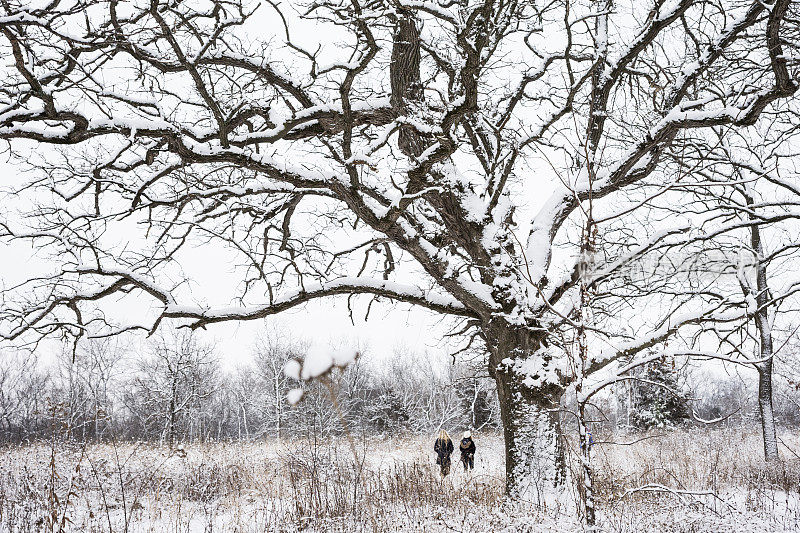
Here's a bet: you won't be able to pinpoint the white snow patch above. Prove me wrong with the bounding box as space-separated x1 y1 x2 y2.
286 388 304 405
283 359 301 380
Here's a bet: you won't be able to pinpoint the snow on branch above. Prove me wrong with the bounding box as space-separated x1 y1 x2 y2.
585 307 744 377
0 0 796 414
526 0 796 285
72 266 476 329
162 278 477 328
618 483 736 513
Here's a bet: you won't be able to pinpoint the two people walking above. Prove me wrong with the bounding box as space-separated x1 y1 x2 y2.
434 429 475 476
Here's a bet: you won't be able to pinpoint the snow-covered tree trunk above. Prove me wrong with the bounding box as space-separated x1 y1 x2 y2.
495 373 565 500
756 359 778 461
749 208 779 462
752 270 778 462
577 404 595 526
488 327 566 500
168 375 178 449
274 361 283 439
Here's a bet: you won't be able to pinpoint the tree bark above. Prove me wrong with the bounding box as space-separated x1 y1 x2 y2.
749 215 778 461
390 12 425 158
757 359 778 461
487 326 567 500
577 402 595 525
168 375 177 449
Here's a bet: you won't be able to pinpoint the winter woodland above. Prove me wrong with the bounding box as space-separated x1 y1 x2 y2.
0 0 799 530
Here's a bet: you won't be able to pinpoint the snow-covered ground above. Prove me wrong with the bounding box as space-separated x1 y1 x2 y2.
0 429 798 532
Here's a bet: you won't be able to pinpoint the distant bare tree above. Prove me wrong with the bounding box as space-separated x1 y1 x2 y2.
67 338 126 440
646 126 800 460
0 351 49 441
123 331 219 446
227 366 261 440
251 332 306 438
454 360 498 431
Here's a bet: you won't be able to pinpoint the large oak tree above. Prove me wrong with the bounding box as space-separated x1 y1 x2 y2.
0 0 796 496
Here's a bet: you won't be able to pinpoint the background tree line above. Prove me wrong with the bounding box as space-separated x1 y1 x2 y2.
1 330 799 446
0 331 499 444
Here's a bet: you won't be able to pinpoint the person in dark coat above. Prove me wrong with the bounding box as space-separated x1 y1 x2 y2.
459 431 475 472
434 429 454 476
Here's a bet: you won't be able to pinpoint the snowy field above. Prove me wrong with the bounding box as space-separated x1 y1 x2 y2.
0 429 799 532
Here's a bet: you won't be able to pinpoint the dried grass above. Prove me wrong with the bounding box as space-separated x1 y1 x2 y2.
0 429 797 532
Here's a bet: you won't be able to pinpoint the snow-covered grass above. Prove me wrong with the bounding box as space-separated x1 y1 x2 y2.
0 429 798 532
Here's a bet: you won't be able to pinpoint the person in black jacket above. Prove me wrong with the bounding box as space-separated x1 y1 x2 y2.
459 431 475 472
433 429 454 476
